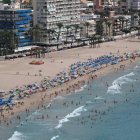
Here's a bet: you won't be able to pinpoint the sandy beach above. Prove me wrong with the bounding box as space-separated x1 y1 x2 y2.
0 37 140 122
0 38 140 90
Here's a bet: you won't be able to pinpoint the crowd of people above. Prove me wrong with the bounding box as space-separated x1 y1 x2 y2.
0 51 140 121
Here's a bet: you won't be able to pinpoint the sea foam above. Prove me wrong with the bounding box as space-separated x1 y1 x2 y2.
47 103 52 108
107 72 135 94
75 85 87 93
55 106 86 129
8 131 25 140
135 65 140 69
50 135 59 140
94 96 104 100
54 96 65 100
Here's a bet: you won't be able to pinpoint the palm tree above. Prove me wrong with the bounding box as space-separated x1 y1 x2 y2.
46 29 52 44
125 18 129 30
72 24 80 46
104 18 108 35
14 33 19 50
96 20 104 36
138 10 140 25
29 25 41 45
56 22 63 50
107 21 112 36
0 29 17 55
79 26 83 38
0 31 3 56
112 18 118 36
133 14 138 28
46 29 56 44
84 22 90 37
137 26 140 39
3 29 12 55
119 16 125 32
9 30 18 52
95 35 101 48
0 30 6 55
72 24 79 39
65 25 71 43
89 34 95 48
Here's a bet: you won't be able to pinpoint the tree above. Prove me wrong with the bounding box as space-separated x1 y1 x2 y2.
79 26 83 38
56 22 63 50
28 25 41 45
96 20 104 36
0 30 7 55
89 34 95 48
32 25 40 43
50 29 57 41
138 10 140 24
107 21 112 36
95 35 101 47
9 30 18 51
65 25 71 43
137 26 140 39
112 18 118 36
0 29 17 56
84 22 90 37
134 14 139 28
72 24 79 40
46 29 56 44
119 16 125 31
103 18 108 35
125 18 129 30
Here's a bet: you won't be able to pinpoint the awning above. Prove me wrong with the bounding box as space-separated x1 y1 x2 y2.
14 45 40 52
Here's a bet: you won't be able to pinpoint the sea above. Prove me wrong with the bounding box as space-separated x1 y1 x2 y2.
1 61 140 140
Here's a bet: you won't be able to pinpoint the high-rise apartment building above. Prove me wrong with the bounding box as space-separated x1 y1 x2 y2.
0 9 32 47
33 0 81 42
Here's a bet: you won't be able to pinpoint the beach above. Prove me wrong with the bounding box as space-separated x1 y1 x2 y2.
0 38 140 90
1 53 140 140
0 38 140 120
0 37 140 139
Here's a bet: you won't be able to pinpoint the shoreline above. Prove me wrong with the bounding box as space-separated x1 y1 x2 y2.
0 55 140 124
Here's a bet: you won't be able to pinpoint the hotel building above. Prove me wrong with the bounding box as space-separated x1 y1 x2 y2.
0 8 32 47
33 0 81 43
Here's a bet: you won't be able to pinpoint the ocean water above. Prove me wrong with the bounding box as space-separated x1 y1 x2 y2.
1 62 140 140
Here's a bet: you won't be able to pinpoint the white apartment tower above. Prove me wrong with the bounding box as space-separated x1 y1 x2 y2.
33 0 81 42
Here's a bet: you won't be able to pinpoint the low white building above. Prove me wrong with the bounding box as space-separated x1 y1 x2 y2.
80 13 100 21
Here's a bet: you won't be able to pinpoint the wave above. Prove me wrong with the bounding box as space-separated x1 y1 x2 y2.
86 101 92 104
55 106 86 129
47 103 52 108
8 131 26 140
54 96 65 100
94 96 104 100
50 135 59 140
75 85 87 93
135 65 140 69
107 72 135 94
